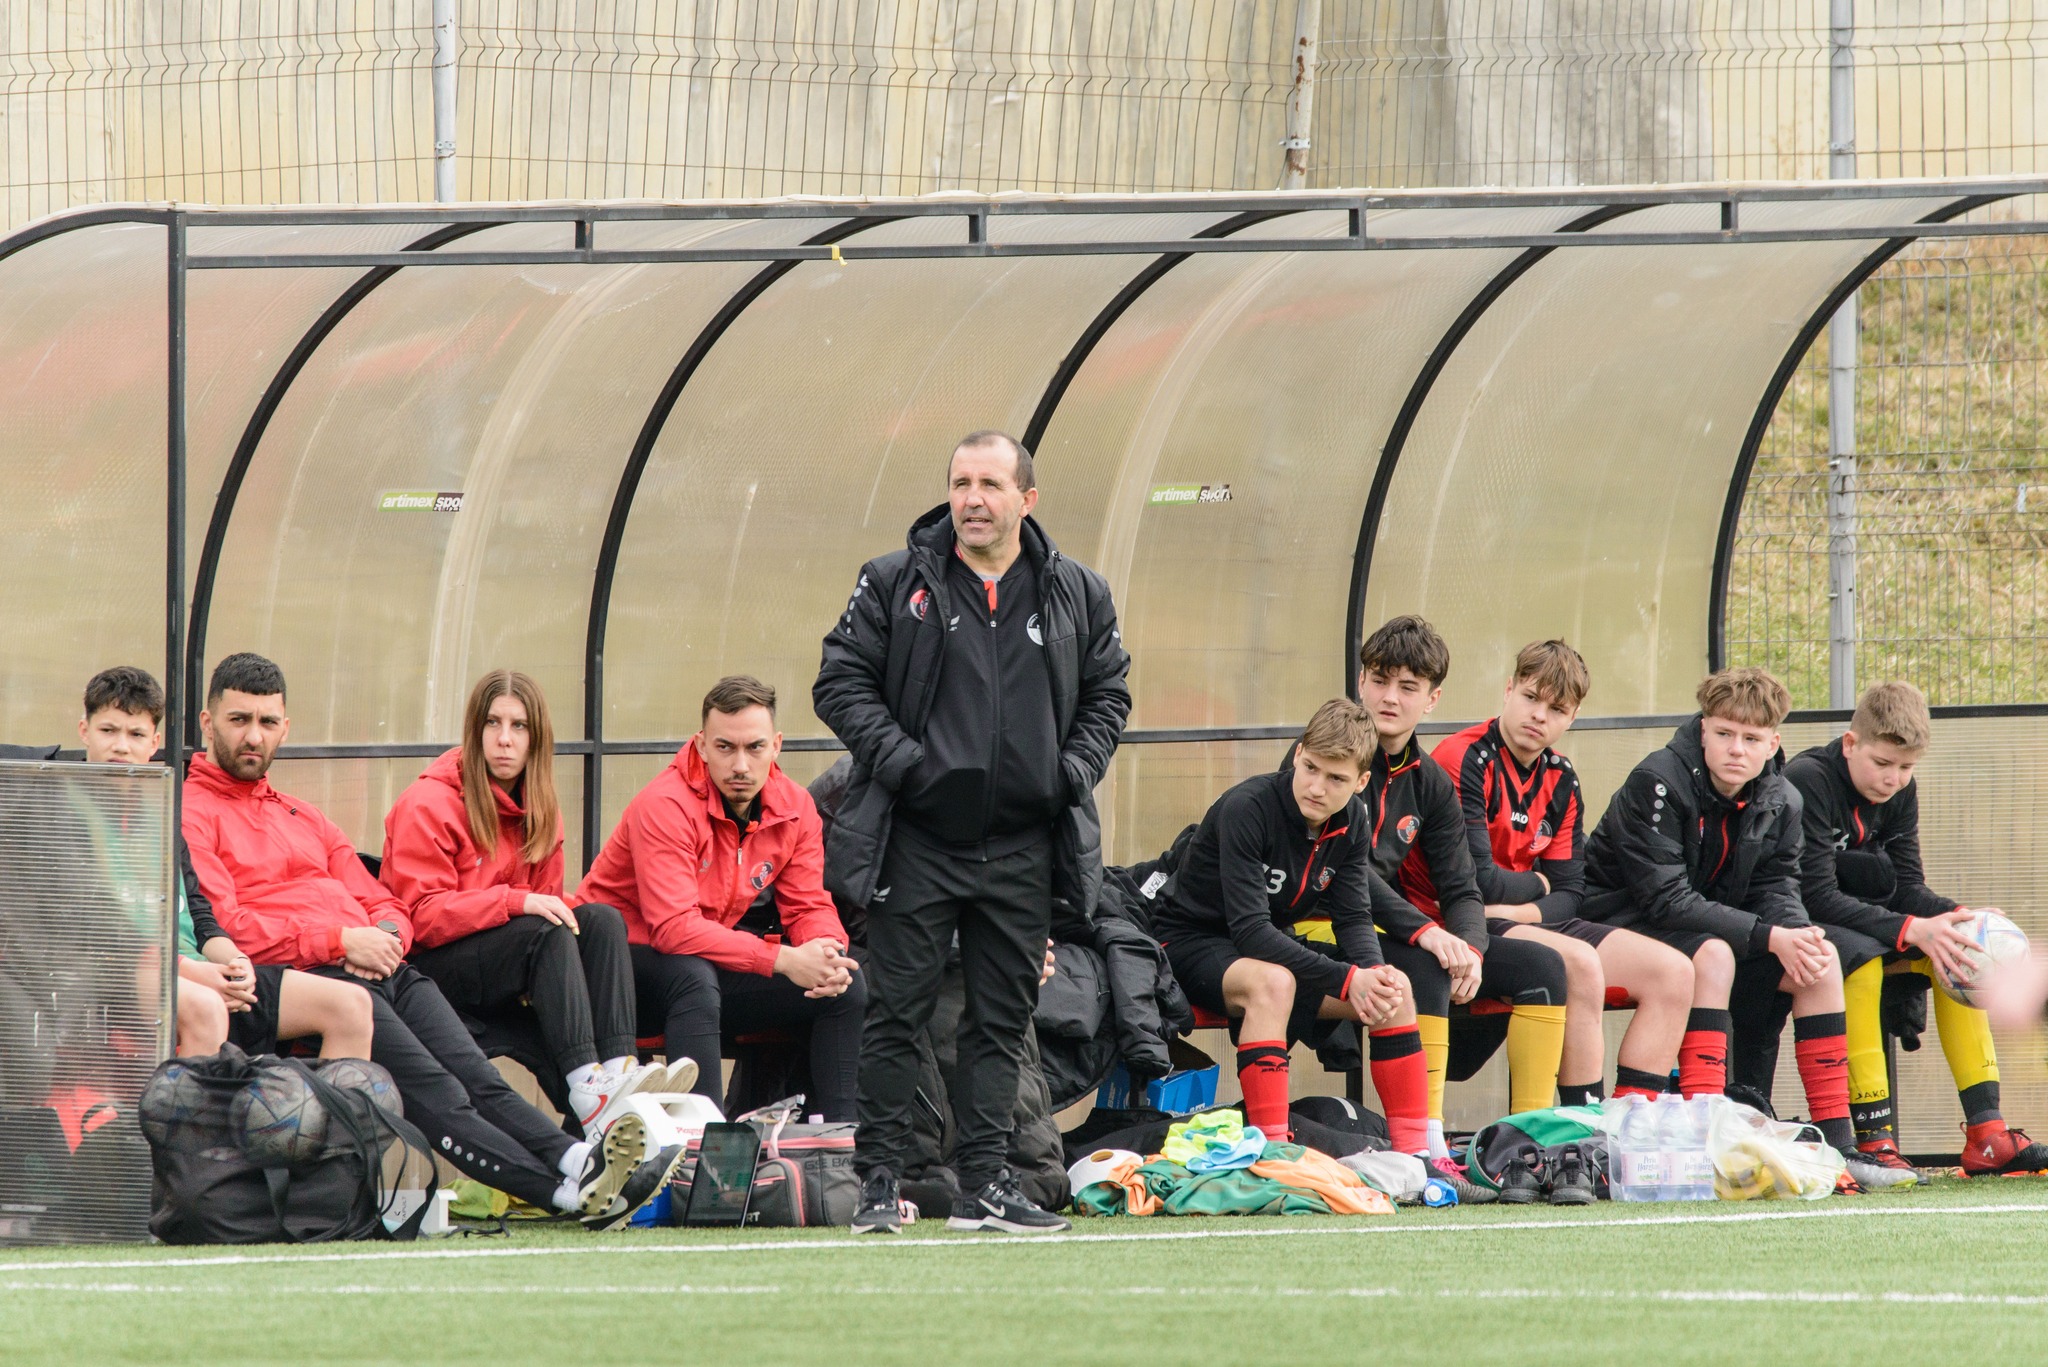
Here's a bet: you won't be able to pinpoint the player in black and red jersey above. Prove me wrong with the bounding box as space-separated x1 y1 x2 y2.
1353 617 1570 1184
1155 699 1428 1153
1419 640 1692 1109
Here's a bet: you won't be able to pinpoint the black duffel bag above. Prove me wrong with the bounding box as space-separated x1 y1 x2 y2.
141 1045 437 1244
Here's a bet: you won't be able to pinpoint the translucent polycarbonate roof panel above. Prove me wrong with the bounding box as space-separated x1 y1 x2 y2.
1362 194 1959 719
202 217 828 745
600 211 1232 745
1036 206 1596 731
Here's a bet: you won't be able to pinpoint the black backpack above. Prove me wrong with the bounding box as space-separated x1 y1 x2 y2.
141 1046 437 1244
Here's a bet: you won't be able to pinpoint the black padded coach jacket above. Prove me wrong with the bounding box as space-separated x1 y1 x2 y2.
813 505 1131 913
1580 714 1811 955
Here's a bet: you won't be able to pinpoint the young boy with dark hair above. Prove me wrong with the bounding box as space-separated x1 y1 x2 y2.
1776 680 2047 1177
1425 641 1694 1111
76 666 372 1061
1580 666 1912 1190
1156 699 1429 1153
1355 617 1569 1179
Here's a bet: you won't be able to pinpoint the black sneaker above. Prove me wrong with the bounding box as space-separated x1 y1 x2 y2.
947 1175 1070 1234
1546 1147 1597 1206
1496 1149 1544 1205
851 1170 902 1235
581 1142 685 1232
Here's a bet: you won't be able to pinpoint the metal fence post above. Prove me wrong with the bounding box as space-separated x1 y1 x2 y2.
1279 0 1320 191
166 210 188 806
432 0 458 202
1826 0 1859 708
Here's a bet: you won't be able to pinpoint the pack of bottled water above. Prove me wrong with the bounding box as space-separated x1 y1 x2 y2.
1602 1093 1720 1201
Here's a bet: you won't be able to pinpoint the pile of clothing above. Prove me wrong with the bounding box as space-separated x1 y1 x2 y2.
1068 1110 1393 1217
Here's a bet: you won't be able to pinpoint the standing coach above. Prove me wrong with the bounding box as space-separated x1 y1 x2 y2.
815 430 1131 1234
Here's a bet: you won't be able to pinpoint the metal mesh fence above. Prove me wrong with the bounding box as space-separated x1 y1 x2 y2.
1724 205 2048 708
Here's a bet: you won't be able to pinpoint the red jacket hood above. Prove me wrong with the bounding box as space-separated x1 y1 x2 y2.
673 736 804 825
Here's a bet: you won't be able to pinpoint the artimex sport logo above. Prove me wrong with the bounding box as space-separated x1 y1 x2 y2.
378 490 464 512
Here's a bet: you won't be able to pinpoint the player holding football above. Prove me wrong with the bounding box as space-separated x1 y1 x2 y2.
1763 681 2048 1178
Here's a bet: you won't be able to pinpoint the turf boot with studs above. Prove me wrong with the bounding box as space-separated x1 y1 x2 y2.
1853 1139 1926 1185
852 1170 902 1235
581 1142 687 1232
1961 1124 2048 1176
948 1175 1070 1234
1841 1153 1921 1191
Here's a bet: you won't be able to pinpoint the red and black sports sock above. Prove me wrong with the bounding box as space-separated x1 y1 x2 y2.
1235 1040 1292 1141
1369 1026 1430 1155
1557 1080 1605 1108
1794 1011 1855 1152
1678 1008 1731 1097
1613 1065 1669 1101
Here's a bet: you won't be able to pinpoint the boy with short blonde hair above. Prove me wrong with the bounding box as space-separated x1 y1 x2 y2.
1580 667 1909 1190
1774 681 2047 1176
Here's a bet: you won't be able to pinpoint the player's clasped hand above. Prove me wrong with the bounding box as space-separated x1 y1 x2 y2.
338 925 403 980
1346 963 1407 1027
1418 924 1483 1004
778 938 859 998
1768 924 1835 987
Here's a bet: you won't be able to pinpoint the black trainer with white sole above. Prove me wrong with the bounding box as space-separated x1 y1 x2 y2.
581 1142 687 1232
947 1176 1070 1234
851 1170 902 1235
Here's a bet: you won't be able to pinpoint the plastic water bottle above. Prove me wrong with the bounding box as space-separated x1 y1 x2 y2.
1421 1177 1459 1207
1608 1096 1666 1201
1655 1096 1715 1200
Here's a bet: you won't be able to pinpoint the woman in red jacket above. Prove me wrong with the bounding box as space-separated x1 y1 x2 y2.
381 670 684 1137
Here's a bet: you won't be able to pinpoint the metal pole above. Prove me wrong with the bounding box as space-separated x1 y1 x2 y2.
432 0 458 202
1826 0 1858 708
1280 0 1320 191
166 211 188 794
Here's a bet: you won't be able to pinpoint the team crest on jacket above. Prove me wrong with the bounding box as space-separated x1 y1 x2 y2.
1396 815 1419 845
1529 820 1554 854
1026 612 1043 645
1316 867 1333 891
908 588 930 621
749 860 775 890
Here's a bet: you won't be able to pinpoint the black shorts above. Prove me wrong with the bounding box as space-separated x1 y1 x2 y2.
1818 922 1895 978
1513 916 1615 947
224 964 287 1056
1159 927 1345 1047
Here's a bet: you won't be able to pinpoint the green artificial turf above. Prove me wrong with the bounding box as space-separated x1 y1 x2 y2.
5 1179 2047 1365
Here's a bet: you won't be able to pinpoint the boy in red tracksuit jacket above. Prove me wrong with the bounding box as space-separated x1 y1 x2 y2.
185 652 679 1231
573 675 864 1120
381 670 669 1139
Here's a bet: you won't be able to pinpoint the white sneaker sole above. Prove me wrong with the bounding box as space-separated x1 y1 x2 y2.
578 1113 649 1217
945 1214 1070 1234
660 1058 700 1094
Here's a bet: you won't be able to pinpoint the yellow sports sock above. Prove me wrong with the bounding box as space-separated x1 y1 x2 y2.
1844 959 1889 1107
1916 959 2000 1092
1506 1003 1568 1114
1418 1014 1449 1122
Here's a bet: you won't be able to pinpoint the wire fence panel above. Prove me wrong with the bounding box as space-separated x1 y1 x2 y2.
1725 207 2048 707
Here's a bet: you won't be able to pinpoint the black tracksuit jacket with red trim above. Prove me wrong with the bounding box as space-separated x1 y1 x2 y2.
1370 738 1489 953
1581 715 1809 955
1413 718 1587 926
1158 769 1397 995
1782 737 1955 951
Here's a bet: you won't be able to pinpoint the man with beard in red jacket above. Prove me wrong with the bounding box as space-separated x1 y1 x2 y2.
183 653 678 1230
573 675 863 1122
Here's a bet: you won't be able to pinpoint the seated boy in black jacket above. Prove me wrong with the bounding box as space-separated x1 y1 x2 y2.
1154 700 1428 1152
1580 666 1909 1190
1776 681 2047 1178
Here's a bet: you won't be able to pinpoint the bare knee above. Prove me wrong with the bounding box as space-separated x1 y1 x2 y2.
1226 960 1297 1015
1691 940 1735 998
178 985 229 1056
1558 939 1604 1001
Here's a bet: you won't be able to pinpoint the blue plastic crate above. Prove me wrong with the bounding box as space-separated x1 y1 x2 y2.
1094 1064 1219 1115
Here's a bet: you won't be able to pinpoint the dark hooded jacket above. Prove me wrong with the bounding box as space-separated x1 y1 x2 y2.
812 505 1131 912
1580 715 1809 955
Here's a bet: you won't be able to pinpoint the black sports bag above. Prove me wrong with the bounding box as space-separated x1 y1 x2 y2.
141 1045 437 1244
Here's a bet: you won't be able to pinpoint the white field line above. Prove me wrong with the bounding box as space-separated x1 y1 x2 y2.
4 1282 2048 1310
3 1201 2046 1276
